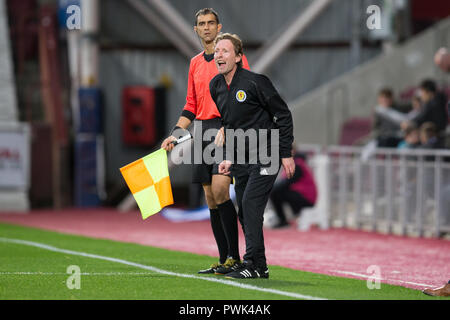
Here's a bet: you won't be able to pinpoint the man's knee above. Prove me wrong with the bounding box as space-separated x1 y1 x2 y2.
202 185 217 208
211 176 231 204
211 184 230 204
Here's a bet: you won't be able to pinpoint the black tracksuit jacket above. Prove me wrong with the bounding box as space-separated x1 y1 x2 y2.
209 67 294 269
209 66 294 163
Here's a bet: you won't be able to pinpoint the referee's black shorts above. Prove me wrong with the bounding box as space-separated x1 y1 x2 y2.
191 118 230 184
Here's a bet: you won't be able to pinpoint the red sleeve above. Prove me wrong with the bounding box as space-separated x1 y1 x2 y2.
183 59 197 116
242 54 250 70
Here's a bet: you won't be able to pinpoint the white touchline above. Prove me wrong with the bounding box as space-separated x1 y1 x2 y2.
0 237 327 300
332 270 434 288
0 272 156 276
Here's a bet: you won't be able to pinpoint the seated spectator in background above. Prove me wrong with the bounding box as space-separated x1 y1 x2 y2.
269 146 318 229
434 47 450 73
434 47 450 149
419 122 441 149
373 88 406 147
397 122 419 149
406 94 422 121
402 79 448 144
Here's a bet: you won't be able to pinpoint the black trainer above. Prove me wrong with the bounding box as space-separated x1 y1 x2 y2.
214 258 242 275
225 265 269 279
258 266 270 279
198 262 222 274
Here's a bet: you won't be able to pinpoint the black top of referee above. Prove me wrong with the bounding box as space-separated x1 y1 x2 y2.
209 66 294 159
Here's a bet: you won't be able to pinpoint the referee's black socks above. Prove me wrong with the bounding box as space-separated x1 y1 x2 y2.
217 199 240 261
209 208 228 264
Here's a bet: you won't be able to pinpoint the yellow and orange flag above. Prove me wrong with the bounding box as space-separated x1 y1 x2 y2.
120 149 173 219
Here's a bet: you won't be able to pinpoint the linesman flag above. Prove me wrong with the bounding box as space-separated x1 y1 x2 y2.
120 149 173 219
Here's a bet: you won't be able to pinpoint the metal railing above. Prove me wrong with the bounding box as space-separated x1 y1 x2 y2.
298 144 450 237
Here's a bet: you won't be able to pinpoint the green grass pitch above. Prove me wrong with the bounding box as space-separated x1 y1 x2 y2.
0 223 443 300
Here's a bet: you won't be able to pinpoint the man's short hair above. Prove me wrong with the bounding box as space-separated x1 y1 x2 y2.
214 33 244 68
420 122 437 139
195 8 219 25
420 79 437 93
378 87 393 99
403 122 418 136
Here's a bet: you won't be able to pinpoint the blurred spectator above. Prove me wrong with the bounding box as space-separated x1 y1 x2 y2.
269 148 317 229
397 122 419 149
402 79 448 145
434 47 450 73
419 122 441 149
405 94 422 121
434 47 450 148
373 88 406 147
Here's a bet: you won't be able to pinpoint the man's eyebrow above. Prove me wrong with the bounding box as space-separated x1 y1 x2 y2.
198 19 216 24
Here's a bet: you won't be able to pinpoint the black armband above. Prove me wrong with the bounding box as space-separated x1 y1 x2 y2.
181 110 196 121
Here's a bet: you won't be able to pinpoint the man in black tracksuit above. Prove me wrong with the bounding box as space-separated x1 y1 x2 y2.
210 33 294 279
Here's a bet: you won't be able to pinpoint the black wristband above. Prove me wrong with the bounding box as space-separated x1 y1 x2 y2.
181 110 196 121
170 126 182 136
170 126 183 135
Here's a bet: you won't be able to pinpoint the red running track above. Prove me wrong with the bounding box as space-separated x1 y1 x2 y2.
0 209 449 290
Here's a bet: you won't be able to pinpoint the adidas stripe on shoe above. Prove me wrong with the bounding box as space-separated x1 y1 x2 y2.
225 266 269 279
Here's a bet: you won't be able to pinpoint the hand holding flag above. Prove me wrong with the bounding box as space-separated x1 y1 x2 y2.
161 131 192 151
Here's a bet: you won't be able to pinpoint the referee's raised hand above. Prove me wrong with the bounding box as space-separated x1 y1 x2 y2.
282 157 295 179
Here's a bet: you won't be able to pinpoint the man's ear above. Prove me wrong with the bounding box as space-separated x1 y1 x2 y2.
194 26 198 34
217 24 222 33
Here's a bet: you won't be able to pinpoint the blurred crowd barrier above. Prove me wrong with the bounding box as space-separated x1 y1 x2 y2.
298 144 450 238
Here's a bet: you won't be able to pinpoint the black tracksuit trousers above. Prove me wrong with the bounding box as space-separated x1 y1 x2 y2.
232 163 280 269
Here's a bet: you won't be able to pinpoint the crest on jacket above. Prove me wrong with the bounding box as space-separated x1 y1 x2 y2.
236 90 247 102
